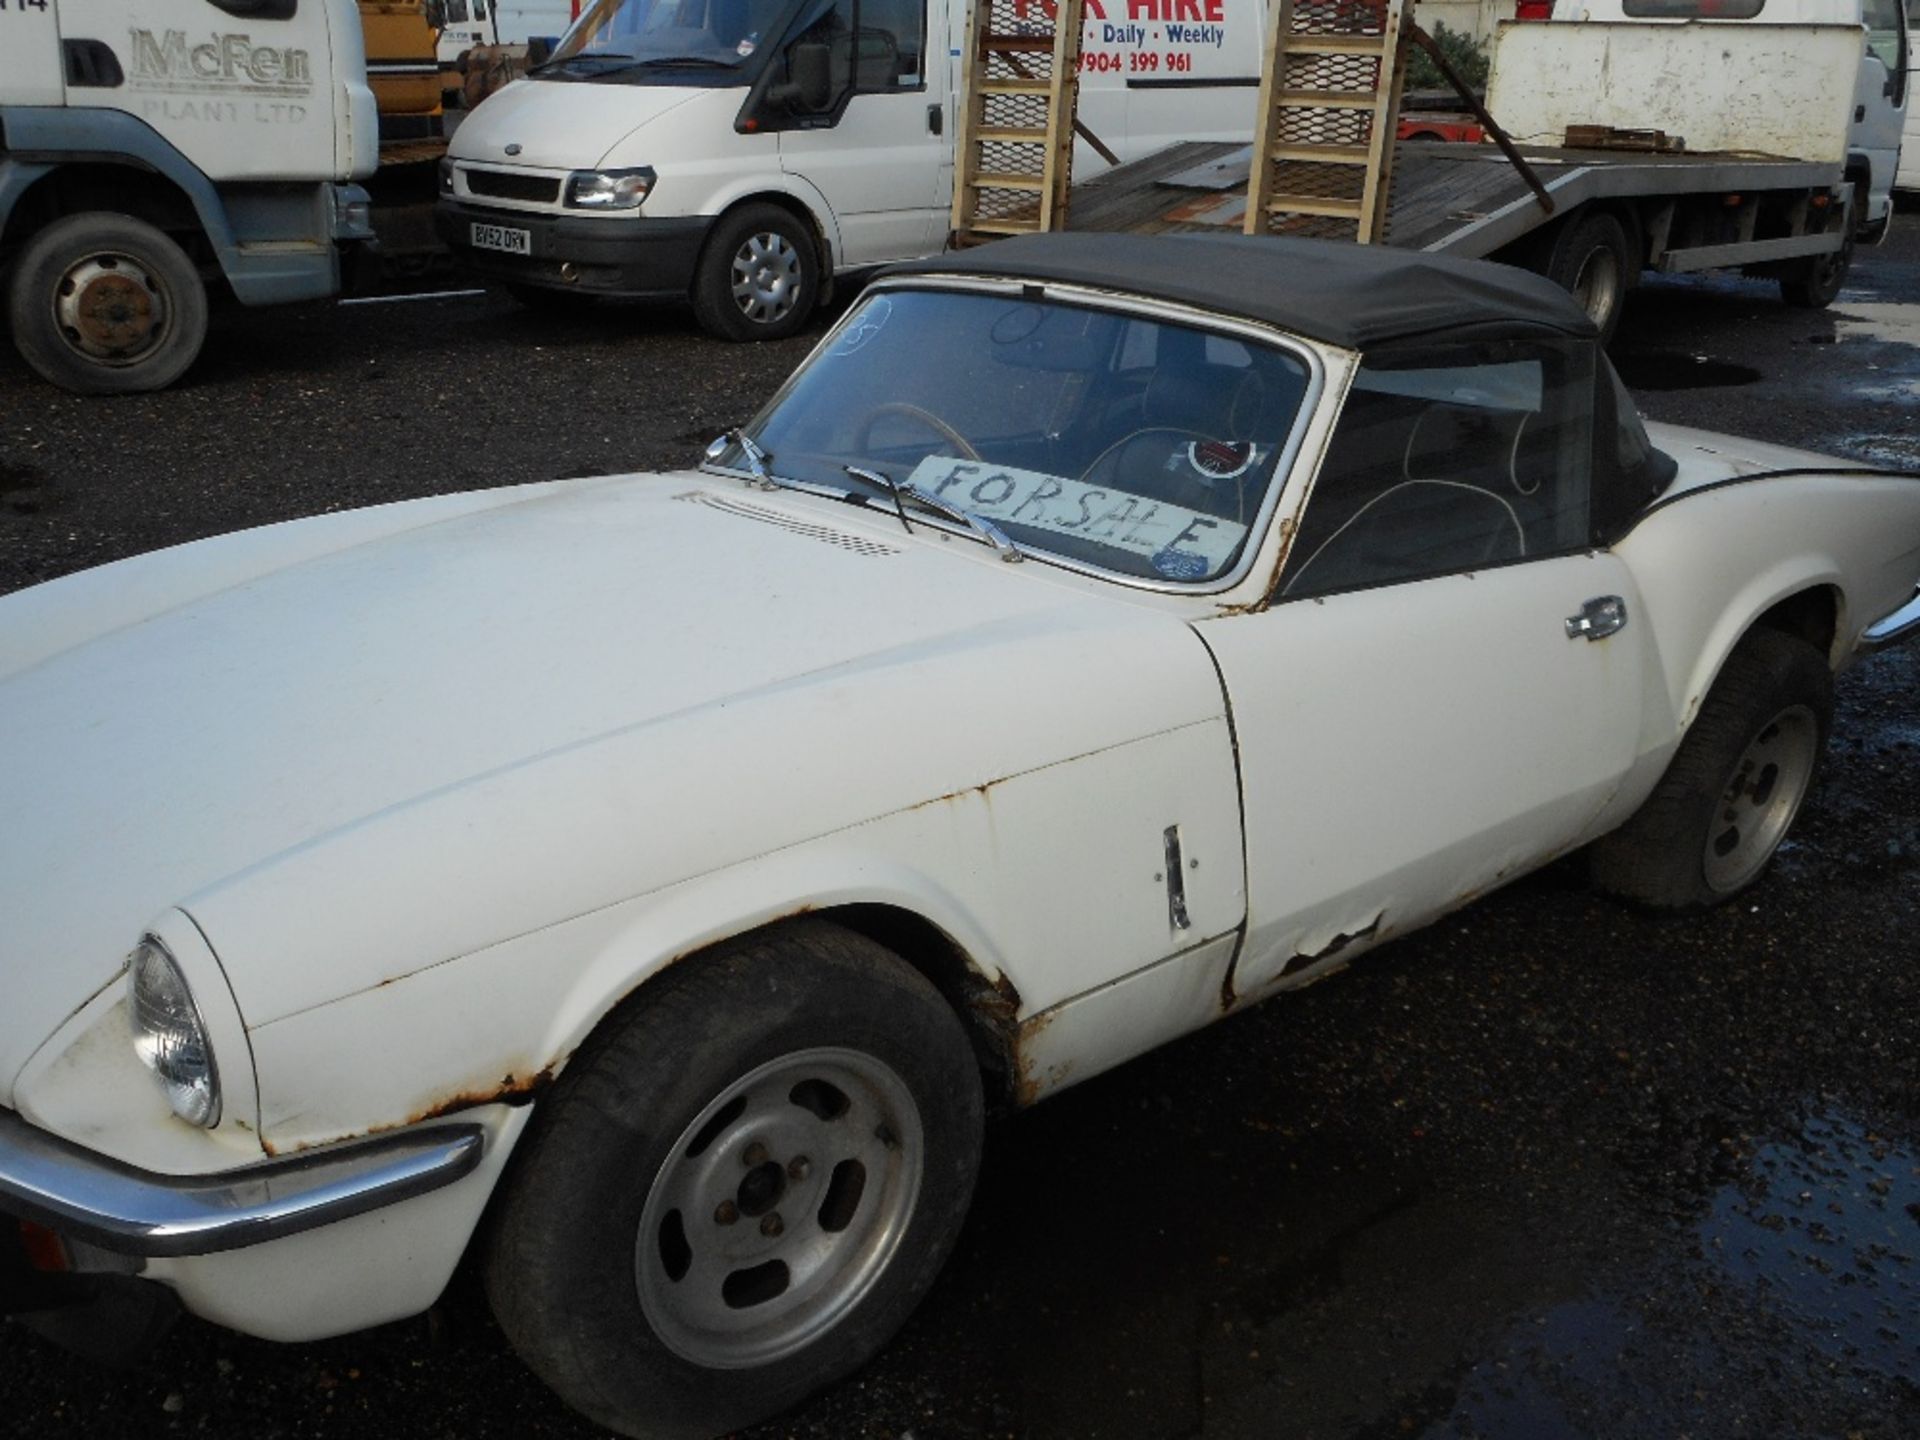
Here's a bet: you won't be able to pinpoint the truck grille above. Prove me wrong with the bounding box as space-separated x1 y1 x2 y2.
464 169 562 203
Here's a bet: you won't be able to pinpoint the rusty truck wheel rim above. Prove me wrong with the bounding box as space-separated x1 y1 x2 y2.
54 251 172 365
634 1046 924 1369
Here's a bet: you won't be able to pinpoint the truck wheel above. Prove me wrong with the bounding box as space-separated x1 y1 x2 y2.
485 919 983 1439
691 204 820 342
6 212 209 395
1779 223 1854 309
1542 210 1634 347
1590 629 1831 911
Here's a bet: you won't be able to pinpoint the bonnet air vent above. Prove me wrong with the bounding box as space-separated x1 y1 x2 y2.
678 491 901 558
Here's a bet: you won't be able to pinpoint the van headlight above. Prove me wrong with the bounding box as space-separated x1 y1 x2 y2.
129 937 222 1128
564 167 656 210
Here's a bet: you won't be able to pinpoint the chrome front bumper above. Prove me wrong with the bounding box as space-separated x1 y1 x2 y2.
0 1108 482 1257
1859 587 1920 653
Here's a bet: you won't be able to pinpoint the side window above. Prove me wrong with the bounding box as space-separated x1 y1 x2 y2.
781 0 924 115
1622 0 1763 14
1279 338 1594 600
1866 0 1908 101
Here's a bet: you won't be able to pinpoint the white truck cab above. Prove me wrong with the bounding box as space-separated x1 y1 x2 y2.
435 0 1265 338
0 0 379 392
1560 0 1910 238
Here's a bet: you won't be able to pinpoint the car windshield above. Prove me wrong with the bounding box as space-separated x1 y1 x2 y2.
545 0 793 73
714 288 1314 586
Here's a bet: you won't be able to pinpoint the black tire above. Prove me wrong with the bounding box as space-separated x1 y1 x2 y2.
690 203 820 342
485 919 983 1440
7 212 209 395
1590 629 1832 910
1780 208 1855 309
502 280 600 312
1541 209 1635 347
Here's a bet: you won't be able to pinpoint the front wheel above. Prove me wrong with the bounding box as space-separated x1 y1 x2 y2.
691 204 820 342
1590 629 1832 910
6 212 209 394
485 920 983 1439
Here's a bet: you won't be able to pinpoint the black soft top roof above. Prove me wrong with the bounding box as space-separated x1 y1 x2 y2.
882 232 1598 350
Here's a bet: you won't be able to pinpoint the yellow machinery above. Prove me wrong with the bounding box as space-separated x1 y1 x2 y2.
358 1 446 160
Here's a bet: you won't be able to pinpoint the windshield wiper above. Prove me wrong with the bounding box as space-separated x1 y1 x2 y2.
627 55 737 68
846 464 1022 563
731 430 776 489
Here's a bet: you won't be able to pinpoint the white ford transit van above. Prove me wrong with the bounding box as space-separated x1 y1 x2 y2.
434 0 1266 337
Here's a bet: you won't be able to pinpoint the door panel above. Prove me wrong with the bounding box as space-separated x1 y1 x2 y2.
780 90 945 262
775 0 944 265
58 0 341 181
1196 552 1646 999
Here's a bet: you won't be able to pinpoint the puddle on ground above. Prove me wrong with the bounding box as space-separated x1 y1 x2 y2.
1839 432 1920 467
1611 352 1763 391
1699 1109 1920 1379
1833 301 1920 350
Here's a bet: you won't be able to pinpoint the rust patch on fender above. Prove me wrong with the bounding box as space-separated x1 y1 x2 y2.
259 1066 560 1157
1280 915 1382 979
407 1066 555 1125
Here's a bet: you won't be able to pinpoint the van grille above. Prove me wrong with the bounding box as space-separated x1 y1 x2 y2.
464 169 561 203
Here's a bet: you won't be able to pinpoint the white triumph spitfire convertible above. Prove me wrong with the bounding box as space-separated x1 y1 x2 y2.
3 234 1919 1438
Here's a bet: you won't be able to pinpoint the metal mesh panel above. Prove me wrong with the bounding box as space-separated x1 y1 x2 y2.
1289 0 1389 35
982 91 1049 130
1275 108 1372 147
979 140 1044 177
972 186 1043 224
1281 52 1382 94
1266 213 1361 240
982 0 1055 78
1265 161 1366 202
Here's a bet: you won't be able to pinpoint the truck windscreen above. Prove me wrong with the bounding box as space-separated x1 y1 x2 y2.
546 0 795 76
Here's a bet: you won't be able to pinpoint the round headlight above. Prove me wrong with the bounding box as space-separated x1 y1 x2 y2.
129 937 222 1128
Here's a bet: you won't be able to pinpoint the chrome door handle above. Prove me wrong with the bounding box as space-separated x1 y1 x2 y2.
1566 595 1628 641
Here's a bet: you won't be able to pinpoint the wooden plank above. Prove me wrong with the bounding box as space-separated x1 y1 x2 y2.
1356 0 1412 243
1268 142 1371 164
1286 34 1386 56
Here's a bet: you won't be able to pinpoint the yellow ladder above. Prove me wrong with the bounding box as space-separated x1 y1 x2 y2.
951 0 1087 245
1245 0 1412 244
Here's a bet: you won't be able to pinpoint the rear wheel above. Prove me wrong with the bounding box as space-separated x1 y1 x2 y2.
691 203 819 342
1780 199 1855 308
7 212 208 394
1542 210 1635 347
485 919 983 1439
1590 629 1831 910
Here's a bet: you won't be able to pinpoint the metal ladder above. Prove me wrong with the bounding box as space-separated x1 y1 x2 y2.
1245 0 1412 244
950 0 1087 245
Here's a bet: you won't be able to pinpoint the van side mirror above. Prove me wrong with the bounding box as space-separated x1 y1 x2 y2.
526 36 554 67
785 43 834 112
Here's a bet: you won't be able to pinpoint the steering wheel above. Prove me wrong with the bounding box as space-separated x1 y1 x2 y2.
857 402 981 462
1078 427 1212 486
